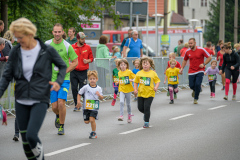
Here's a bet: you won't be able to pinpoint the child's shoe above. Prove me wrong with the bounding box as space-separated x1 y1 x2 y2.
89 132 97 139
212 93 215 98
232 95 236 101
118 115 123 121
127 114 134 123
223 95 228 100
210 92 213 98
169 100 174 104
111 99 116 106
143 122 149 128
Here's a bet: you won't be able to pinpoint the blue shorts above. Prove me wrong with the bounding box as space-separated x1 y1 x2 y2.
50 80 70 103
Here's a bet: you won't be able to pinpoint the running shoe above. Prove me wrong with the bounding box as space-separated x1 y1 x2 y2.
210 92 213 98
143 122 149 128
134 97 138 101
12 135 19 141
32 142 43 160
55 117 60 128
111 99 116 106
174 93 177 99
73 107 81 112
223 95 228 100
232 95 236 101
212 93 215 98
169 100 174 104
118 115 123 121
167 91 170 96
221 86 225 90
193 99 198 104
192 91 195 98
89 132 97 139
58 126 64 135
127 114 134 123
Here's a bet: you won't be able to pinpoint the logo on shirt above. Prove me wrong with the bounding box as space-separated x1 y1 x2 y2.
82 50 88 53
57 49 63 53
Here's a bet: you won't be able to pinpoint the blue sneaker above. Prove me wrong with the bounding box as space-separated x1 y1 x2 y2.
55 117 60 128
89 132 97 139
143 122 149 128
58 126 64 135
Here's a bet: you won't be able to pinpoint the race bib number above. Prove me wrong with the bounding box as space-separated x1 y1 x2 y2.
54 66 59 71
208 74 216 81
113 76 119 83
169 76 177 82
140 77 151 86
85 100 99 110
119 76 130 85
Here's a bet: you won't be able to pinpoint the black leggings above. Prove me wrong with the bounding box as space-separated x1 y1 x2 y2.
225 68 239 83
209 80 216 93
16 102 48 160
137 97 154 122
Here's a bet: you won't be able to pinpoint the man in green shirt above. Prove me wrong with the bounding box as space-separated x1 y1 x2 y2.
66 27 77 45
45 23 78 135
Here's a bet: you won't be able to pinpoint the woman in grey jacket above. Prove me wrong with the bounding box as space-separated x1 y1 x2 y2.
0 18 67 160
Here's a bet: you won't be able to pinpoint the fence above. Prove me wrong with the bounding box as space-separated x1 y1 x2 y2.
0 57 220 116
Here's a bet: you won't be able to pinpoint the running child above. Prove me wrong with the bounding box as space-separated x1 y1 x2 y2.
134 57 160 128
115 59 135 123
132 59 140 101
111 59 120 106
76 70 103 139
204 60 219 98
164 59 182 104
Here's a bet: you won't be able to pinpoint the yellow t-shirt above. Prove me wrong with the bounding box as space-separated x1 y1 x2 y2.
118 69 135 93
166 67 180 85
134 70 160 98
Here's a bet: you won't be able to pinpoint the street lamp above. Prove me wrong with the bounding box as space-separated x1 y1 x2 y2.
189 19 199 38
153 13 164 57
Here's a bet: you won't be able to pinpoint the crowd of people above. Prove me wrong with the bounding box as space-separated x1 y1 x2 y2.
0 18 240 160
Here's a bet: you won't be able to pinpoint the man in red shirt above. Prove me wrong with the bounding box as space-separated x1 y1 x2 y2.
180 38 212 104
71 32 94 111
204 41 215 56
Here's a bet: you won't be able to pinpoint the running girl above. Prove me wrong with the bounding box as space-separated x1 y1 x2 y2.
134 57 160 128
115 59 135 123
111 59 120 106
132 59 140 101
76 70 103 139
164 59 182 104
219 43 240 100
204 60 219 98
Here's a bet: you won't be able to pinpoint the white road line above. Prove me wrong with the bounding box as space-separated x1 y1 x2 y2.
45 143 91 157
119 126 152 135
208 105 227 110
169 114 194 120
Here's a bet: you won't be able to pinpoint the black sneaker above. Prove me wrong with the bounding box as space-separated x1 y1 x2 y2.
13 135 19 141
73 107 81 112
169 100 174 104
89 132 97 139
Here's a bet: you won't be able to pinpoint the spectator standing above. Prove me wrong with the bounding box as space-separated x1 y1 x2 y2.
216 40 223 52
0 38 8 62
177 39 184 57
0 20 4 34
180 42 189 57
120 29 133 54
122 30 143 58
2 30 14 57
71 32 94 111
66 27 77 45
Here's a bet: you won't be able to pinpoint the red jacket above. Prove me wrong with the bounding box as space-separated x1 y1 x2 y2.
72 43 94 71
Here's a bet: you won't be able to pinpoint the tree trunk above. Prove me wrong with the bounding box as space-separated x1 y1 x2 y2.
1 0 8 37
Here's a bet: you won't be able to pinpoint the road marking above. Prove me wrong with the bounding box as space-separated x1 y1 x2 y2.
119 126 152 135
208 105 227 110
169 114 194 120
45 143 91 157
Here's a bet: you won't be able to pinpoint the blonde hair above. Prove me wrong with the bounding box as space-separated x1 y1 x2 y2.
132 58 140 65
169 52 176 58
211 60 217 65
234 43 240 49
87 70 98 79
9 18 37 36
117 59 129 70
169 59 177 65
3 30 14 41
112 45 119 56
139 57 155 70
184 42 189 48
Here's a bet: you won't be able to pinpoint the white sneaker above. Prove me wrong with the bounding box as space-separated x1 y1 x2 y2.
32 142 43 160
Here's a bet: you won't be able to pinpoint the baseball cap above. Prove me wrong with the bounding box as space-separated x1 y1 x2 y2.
76 32 86 39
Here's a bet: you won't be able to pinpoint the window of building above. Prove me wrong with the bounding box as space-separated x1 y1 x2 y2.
183 0 189 6
201 0 207 7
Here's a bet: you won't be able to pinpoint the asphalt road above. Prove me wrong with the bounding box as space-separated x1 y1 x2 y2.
1 84 240 160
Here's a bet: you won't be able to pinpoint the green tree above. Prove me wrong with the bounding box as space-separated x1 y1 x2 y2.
204 0 240 45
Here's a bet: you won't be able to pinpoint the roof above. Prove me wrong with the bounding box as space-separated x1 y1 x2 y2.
142 0 164 17
170 11 189 25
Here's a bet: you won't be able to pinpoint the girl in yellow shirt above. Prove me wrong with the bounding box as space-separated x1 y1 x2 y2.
134 57 160 128
115 59 135 123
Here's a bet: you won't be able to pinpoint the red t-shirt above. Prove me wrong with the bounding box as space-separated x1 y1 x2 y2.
204 48 214 55
167 60 181 69
180 47 188 57
184 47 210 75
217 51 224 66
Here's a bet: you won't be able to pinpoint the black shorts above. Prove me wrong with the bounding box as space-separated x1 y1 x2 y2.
168 84 178 89
83 109 98 121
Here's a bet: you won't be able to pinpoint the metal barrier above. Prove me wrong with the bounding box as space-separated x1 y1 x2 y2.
0 57 221 116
